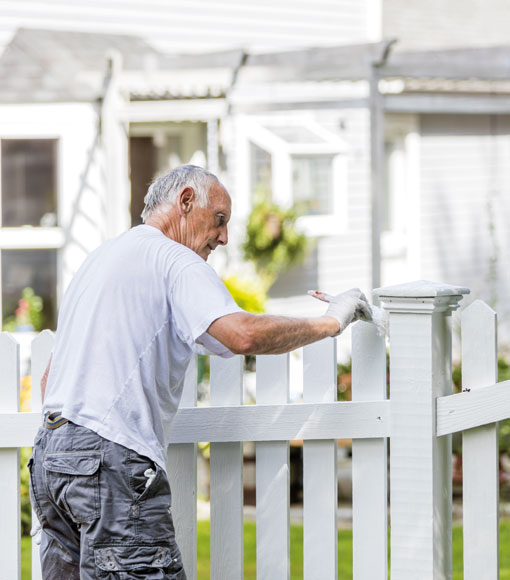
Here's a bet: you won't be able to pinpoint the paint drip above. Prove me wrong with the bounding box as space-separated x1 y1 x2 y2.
308 290 389 337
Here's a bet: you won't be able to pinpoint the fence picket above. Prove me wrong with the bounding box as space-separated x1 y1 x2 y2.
256 354 290 580
303 338 338 580
31 331 53 580
167 355 198 580
351 321 387 580
0 332 21 580
462 300 499 579
210 356 244 580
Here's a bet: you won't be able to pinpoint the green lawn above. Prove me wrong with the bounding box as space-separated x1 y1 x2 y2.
21 520 510 579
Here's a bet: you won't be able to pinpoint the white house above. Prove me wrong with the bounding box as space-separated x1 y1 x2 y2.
1 1 510 345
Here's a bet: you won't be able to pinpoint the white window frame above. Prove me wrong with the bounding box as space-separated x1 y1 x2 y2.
239 115 348 236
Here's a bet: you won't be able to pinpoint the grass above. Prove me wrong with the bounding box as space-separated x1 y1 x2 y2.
21 520 510 579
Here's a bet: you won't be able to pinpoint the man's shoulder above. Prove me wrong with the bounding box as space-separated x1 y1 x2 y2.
130 225 208 274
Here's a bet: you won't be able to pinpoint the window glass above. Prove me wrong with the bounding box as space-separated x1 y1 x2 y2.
292 155 333 215
1 139 58 227
250 142 272 202
2 249 57 331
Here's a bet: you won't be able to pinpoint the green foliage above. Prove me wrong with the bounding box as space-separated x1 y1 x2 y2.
3 287 44 331
222 275 267 314
20 447 32 536
337 360 352 402
452 363 462 393
242 200 309 287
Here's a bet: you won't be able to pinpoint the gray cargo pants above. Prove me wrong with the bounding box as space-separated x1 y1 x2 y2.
28 419 186 579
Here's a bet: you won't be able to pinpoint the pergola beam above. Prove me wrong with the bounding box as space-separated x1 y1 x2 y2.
385 93 510 114
239 42 510 84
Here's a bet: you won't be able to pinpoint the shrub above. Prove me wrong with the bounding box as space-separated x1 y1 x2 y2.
242 200 309 289
222 275 266 314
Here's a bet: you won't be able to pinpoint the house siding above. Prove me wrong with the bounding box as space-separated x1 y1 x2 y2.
0 0 373 57
383 0 510 51
419 114 510 335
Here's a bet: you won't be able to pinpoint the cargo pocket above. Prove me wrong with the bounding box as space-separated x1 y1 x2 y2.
94 544 185 579
43 451 102 524
27 455 44 522
127 453 164 503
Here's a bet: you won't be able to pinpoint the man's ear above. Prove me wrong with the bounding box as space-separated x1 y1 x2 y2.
178 187 195 215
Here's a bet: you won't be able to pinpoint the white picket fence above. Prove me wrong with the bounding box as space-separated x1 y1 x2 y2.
1 280 508 579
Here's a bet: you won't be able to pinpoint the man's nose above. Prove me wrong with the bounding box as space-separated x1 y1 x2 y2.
217 226 228 246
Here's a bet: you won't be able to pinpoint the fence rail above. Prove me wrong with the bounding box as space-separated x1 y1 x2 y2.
1 281 508 579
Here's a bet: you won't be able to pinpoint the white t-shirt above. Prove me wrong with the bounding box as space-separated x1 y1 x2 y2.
43 225 243 469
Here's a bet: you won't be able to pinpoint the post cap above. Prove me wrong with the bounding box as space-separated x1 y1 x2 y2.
374 280 470 299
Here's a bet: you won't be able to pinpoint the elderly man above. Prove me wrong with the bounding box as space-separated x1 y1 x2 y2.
29 165 371 579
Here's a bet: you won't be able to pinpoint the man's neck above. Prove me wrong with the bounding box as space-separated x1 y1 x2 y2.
145 211 180 242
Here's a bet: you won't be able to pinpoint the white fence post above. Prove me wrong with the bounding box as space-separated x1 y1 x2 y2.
167 355 198 580
461 301 499 579
0 332 21 580
31 331 53 580
351 321 388 580
256 354 290 579
209 356 244 580
375 281 469 580
303 338 338 580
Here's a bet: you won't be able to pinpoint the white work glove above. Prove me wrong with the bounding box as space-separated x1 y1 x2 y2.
309 288 373 336
30 517 42 546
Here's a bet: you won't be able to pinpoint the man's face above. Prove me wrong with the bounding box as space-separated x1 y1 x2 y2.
184 182 231 261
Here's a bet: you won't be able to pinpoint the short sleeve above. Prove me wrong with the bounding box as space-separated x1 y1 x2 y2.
171 261 243 357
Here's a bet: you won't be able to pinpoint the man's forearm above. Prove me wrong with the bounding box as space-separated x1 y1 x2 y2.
208 312 339 355
242 315 338 354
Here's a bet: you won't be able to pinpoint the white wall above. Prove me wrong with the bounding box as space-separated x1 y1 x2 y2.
0 0 375 57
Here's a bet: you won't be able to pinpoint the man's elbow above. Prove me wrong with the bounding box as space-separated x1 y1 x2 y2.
208 312 262 355
228 333 257 355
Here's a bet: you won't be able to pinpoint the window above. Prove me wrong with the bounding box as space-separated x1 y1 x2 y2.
2 249 57 330
243 117 347 235
0 137 61 331
292 155 334 215
1 139 58 227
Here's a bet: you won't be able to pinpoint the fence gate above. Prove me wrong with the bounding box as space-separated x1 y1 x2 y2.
1 280 508 579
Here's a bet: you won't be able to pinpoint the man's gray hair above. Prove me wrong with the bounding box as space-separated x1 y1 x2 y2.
141 165 219 222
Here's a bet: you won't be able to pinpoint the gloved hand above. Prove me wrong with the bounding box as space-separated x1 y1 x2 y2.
309 288 373 336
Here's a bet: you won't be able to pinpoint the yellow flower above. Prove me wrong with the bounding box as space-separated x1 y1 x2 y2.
20 376 32 413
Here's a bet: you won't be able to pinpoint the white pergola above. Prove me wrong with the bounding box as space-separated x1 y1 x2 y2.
92 39 510 288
